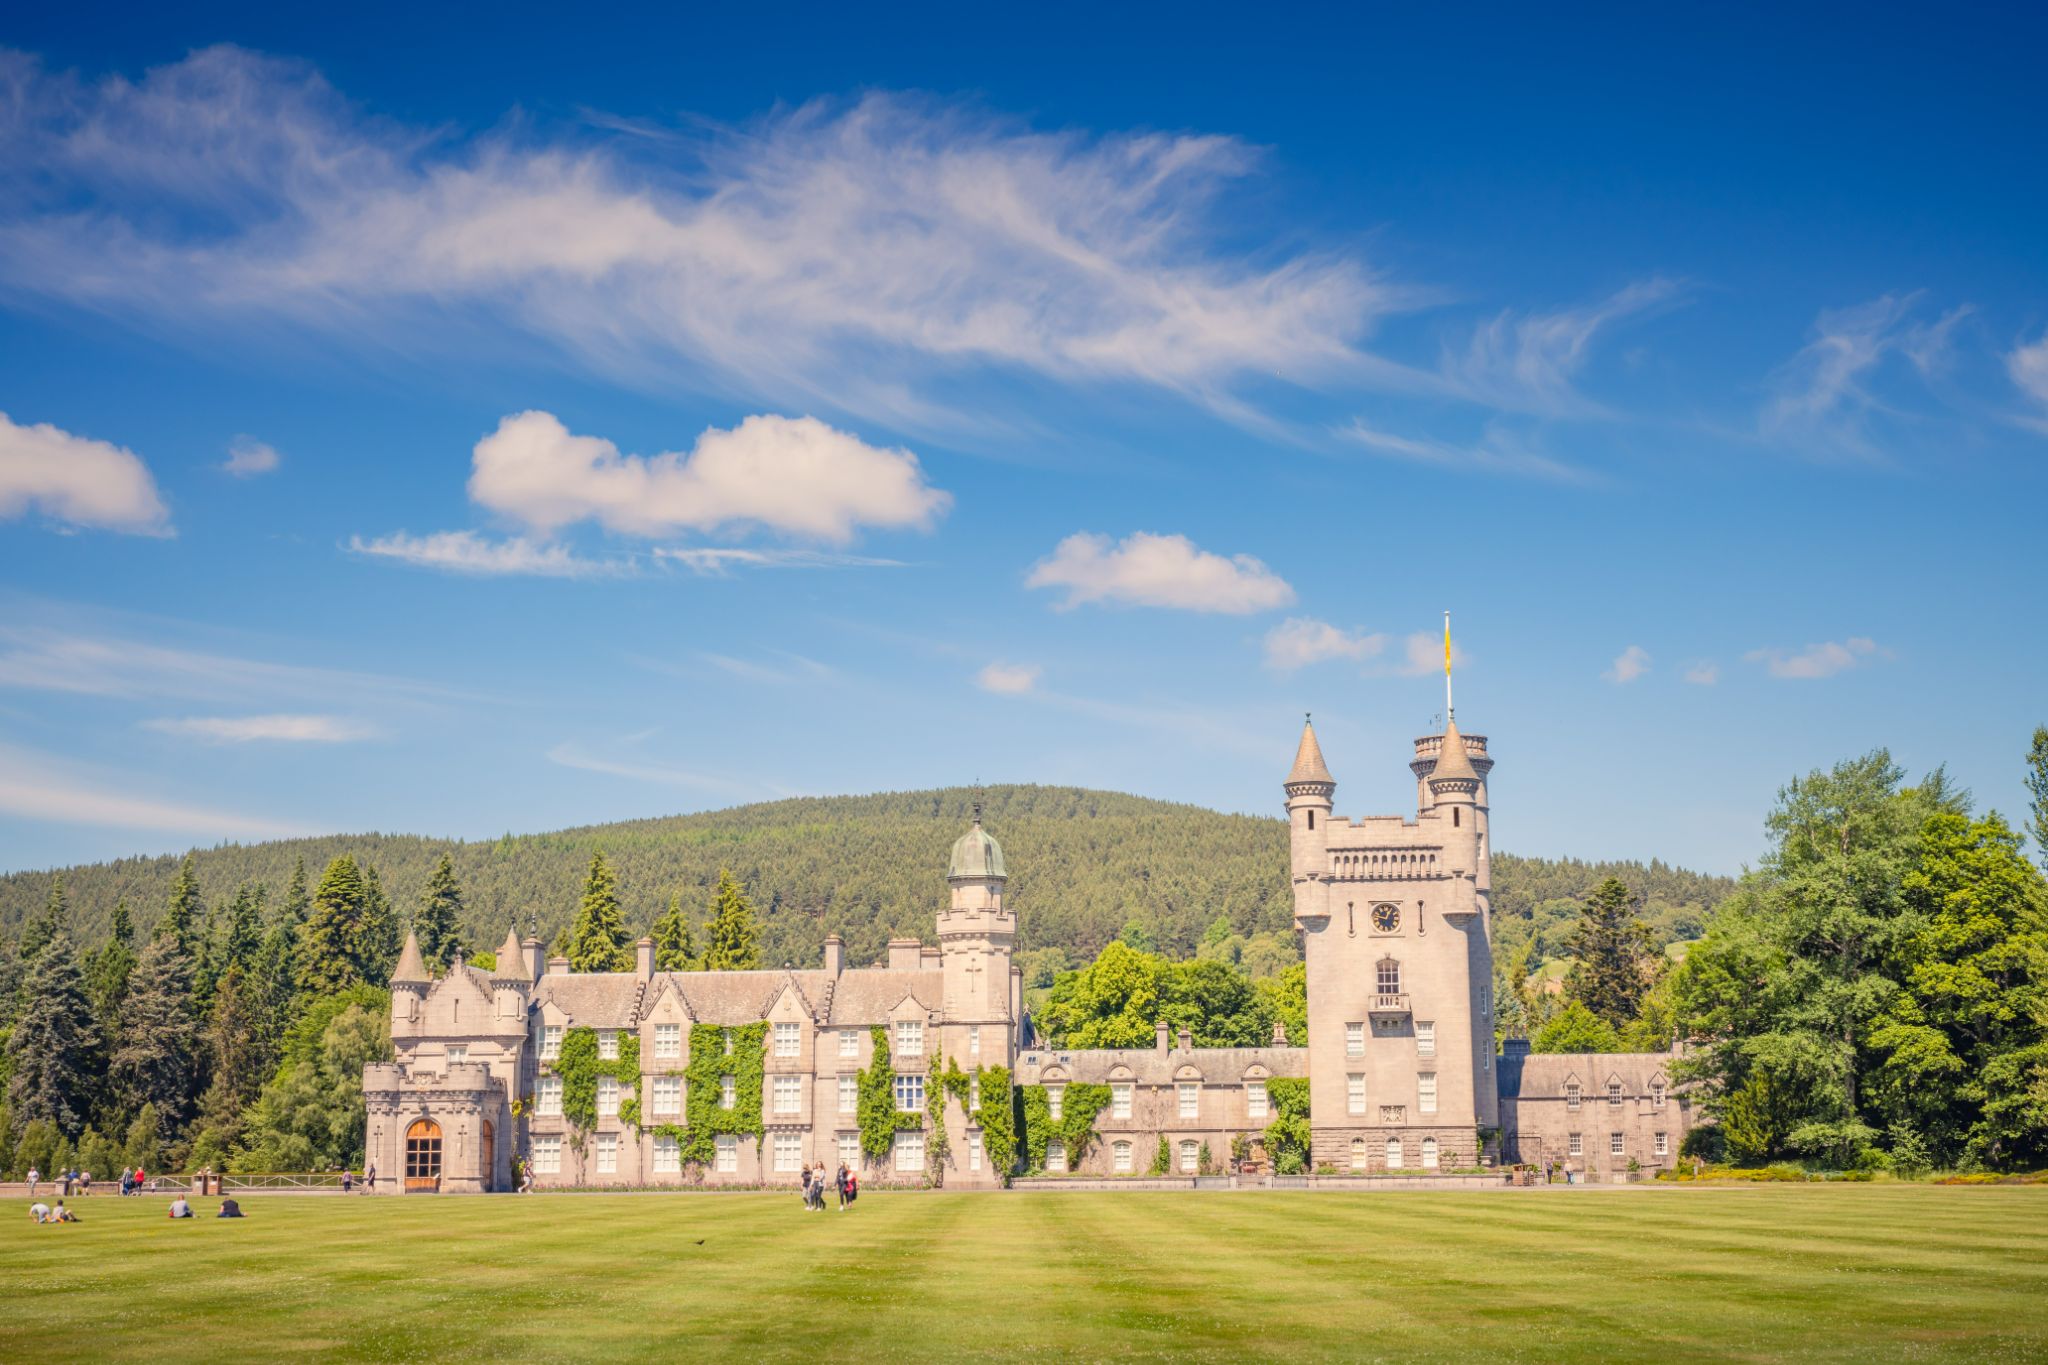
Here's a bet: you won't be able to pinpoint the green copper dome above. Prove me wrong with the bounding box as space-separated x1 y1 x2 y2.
949 815 1007 881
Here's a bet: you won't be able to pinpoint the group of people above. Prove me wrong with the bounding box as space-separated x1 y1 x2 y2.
165 1194 244 1219
799 1163 857 1211
338 1164 377 1193
27 1199 77 1223
22 1165 156 1197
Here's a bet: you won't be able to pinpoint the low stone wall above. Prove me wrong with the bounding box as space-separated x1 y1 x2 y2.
1011 1172 1508 1192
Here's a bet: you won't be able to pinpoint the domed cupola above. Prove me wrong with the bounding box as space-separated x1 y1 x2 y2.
949 808 1008 883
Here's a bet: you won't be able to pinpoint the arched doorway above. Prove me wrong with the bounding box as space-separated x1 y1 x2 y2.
480 1120 495 1192
405 1118 443 1193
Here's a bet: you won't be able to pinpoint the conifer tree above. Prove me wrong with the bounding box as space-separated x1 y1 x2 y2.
4 929 102 1135
361 864 401 985
1563 877 1657 1029
414 853 466 971
2026 726 2048 872
87 900 139 1040
297 856 372 996
112 932 199 1135
282 856 310 928
20 876 66 961
652 892 697 970
702 870 761 971
565 853 633 972
163 854 203 953
192 966 266 1156
221 883 265 978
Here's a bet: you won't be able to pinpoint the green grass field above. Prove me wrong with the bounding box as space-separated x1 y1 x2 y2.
6 1185 2046 1362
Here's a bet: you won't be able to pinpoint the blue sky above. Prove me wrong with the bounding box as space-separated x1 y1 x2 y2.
2 4 2045 876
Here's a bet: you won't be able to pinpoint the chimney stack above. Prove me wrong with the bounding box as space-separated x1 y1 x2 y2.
888 938 923 971
636 936 655 980
1177 1027 1192 1053
823 935 844 976
1155 1020 1170 1054
523 936 544 980
1272 1019 1288 1046
547 954 569 976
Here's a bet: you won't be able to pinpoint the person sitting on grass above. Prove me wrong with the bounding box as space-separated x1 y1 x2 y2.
29 1201 50 1223
218 1197 245 1219
168 1195 193 1219
49 1200 76 1222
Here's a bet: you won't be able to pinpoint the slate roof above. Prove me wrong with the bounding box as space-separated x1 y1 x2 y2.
1014 1044 1307 1085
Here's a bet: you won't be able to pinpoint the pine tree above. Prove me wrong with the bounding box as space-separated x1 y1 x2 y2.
414 853 466 971
652 892 696 970
361 864 401 986
191 966 266 1158
20 876 66 961
112 932 199 1135
702 869 761 971
163 854 203 952
282 856 310 928
253 916 300 1059
4 929 102 1135
221 883 265 978
2025 726 2048 872
297 856 372 996
86 901 139 1043
1563 877 1657 1028
565 853 633 972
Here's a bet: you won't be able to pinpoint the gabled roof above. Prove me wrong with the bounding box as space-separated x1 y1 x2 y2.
533 971 646 1026
824 969 944 1026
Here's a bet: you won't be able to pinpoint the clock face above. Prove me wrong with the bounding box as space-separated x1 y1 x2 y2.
1371 904 1400 934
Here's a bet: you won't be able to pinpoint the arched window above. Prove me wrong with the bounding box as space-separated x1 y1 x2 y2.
405 1118 442 1193
1377 958 1401 994
1422 1136 1439 1169
1178 1140 1200 1173
1385 1137 1404 1170
1349 1137 1368 1170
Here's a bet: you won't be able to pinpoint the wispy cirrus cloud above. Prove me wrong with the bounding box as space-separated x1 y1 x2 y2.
1745 636 1887 679
2008 331 2048 433
0 46 1417 428
545 742 748 794
976 661 1042 694
348 530 633 579
1604 645 1651 684
144 713 377 743
1762 294 1969 459
1026 531 1294 613
220 436 280 477
0 410 171 534
1443 278 1682 416
1337 419 1591 483
1683 661 1720 686
0 740 314 837
654 547 909 575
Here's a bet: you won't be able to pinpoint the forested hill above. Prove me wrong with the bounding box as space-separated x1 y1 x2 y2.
1 785 1736 968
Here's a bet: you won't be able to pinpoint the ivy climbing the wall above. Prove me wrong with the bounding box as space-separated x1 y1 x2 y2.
679 1022 768 1167
857 1026 927 1162
546 1027 643 1133
1017 1082 1111 1174
972 1064 1016 1178
1263 1076 1312 1175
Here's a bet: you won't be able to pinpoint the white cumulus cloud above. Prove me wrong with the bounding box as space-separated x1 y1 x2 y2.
1263 619 1386 671
976 661 1042 695
145 713 377 743
1683 661 1720 686
1745 637 1885 680
0 411 170 534
221 436 280 477
468 411 949 543
347 530 630 579
1605 645 1651 684
1025 532 1294 614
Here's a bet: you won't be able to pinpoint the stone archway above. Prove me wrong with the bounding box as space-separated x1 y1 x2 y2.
405 1118 443 1193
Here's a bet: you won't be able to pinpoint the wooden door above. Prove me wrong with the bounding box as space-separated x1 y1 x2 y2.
404 1118 442 1193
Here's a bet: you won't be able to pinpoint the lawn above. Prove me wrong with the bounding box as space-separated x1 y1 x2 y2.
5 1185 2046 1362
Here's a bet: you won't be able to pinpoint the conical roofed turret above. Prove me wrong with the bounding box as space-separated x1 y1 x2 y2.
1285 718 1334 788
1431 717 1479 787
391 929 428 984
493 924 530 981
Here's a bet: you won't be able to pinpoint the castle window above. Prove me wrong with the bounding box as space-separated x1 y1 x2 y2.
1453 808 1460 827
1385 1138 1404 1170
531 1135 561 1175
1179 1140 1199 1173
970 1131 983 1171
1653 1082 1666 1110
542 1024 562 1059
1046 1140 1068 1173
969 1025 981 1055
775 1022 801 1058
724 1033 734 1056
1609 1080 1624 1107
773 1134 802 1172
597 1075 620 1118
1048 1086 1065 1120
1417 1021 1435 1057
894 1131 925 1173
653 1134 679 1174
598 1029 618 1060
838 1132 860 1167
1347 1074 1366 1116
1350 1138 1368 1170
654 1023 681 1060
1377 959 1401 994
839 1075 858 1114
720 1075 736 1110
1247 1081 1268 1120
1610 1132 1625 1157
894 1073 925 1112
1347 904 1355 937
596 1132 618 1174
715 1135 738 1173
1112 1083 1132 1119
839 1029 859 1058
446 1045 467 1066
1346 1022 1365 1057
1418 1072 1437 1114
651 1075 682 1117
896 1020 924 1057
1113 1140 1133 1173
1565 1081 1582 1111
773 1075 802 1115
1655 1132 1670 1158
1307 811 1315 831
970 1075 982 1111
1568 1133 1583 1157
1422 1137 1439 1169
537 1075 563 1117
1178 1083 1199 1119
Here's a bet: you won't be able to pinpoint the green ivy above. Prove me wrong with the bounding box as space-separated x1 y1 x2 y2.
972 1064 1017 1178
542 1027 643 1134
1017 1083 1111 1174
857 1026 926 1161
679 1023 768 1167
1263 1076 1312 1175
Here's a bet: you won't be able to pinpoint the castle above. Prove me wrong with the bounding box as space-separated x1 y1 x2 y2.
363 704 1694 1191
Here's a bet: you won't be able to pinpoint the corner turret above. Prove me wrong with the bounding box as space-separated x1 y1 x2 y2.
1285 717 1335 926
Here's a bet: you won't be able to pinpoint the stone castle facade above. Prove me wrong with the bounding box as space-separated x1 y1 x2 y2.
364 702 1695 1191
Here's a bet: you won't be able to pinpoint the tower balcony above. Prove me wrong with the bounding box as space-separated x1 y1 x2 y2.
1369 993 1411 1016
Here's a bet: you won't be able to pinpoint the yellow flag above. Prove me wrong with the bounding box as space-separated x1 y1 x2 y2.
1443 616 1452 675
